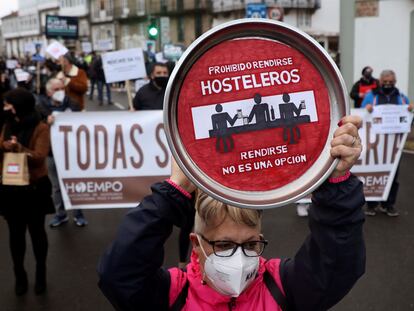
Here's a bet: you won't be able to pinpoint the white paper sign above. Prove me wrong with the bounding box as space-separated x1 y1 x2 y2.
24 42 36 54
95 38 113 51
6 60 18 69
81 42 92 54
370 104 412 134
101 48 147 83
51 111 170 209
14 69 30 82
46 41 69 59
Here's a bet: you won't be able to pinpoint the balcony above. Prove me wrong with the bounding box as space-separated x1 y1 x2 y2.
148 0 209 14
114 0 146 20
212 0 320 13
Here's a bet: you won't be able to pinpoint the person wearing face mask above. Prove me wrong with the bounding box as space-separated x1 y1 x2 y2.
98 116 366 310
0 88 54 296
350 66 379 108
56 53 88 111
35 78 89 228
132 62 169 111
361 70 413 217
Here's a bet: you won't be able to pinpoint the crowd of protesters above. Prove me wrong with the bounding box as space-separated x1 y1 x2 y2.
0 43 412 304
0 48 185 297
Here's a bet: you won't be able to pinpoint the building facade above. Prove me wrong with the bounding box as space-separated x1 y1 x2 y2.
113 0 211 51
90 0 116 52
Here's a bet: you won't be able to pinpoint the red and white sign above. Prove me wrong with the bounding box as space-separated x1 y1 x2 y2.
176 38 331 192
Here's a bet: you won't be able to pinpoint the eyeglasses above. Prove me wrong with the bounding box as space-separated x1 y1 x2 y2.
198 233 268 257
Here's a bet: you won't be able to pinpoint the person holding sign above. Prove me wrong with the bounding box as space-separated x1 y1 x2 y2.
350 66 379 108
0 88 54 296
57 53 88 111
132 62 169 110
362 70 413 217
98 116 365 310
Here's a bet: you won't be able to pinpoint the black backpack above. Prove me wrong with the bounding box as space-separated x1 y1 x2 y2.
170 260 288 311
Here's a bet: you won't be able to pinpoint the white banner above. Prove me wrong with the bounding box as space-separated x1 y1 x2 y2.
101 48 146 83
299 108 413 203
51 109 412 209
51 111 170 209
351 108 412 201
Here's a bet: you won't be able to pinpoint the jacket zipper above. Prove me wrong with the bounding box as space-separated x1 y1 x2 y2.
228 297 237 310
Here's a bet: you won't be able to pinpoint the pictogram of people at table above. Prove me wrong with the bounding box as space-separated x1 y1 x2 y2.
209 93 311 153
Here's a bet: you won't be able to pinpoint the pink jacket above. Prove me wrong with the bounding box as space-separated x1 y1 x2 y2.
168 251 284 310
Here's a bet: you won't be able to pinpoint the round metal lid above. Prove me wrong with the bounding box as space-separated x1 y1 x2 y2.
164 18 349 209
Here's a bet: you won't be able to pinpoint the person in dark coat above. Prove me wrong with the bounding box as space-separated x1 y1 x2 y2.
92 55 112 106
0 88 54 296
350 66 379 108
132 62 169 110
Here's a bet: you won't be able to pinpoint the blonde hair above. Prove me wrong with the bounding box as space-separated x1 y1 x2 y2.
194 190 262 233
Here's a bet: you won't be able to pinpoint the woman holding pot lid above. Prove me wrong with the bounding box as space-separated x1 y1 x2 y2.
98 116 365 310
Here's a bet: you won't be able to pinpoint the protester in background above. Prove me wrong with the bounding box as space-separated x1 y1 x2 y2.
362 70 413 217
1 69 11 101
36 78 88 227
92 55 112 106
57 53 88 111
350 66 379 108
0 88 54 296
98 116 365 311
88 51 98 100
132 62 169 110
132 61 191 266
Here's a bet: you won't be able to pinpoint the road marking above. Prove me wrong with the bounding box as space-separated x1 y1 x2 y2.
113 102 126 110
403 149 414 155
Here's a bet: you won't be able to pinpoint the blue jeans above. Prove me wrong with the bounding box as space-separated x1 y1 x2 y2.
97 80 112 103
47 156 83 218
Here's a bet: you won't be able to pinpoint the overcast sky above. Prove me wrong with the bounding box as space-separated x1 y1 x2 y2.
0 0 19 19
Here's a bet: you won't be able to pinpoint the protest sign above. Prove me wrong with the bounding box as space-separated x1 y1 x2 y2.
14 69 30 82
95 39 114 51
50 111 170 210
102 48 146 109
101 48 146 83
81 42 92 54
46 41 69 59
24 42 36 54
50 109 413 210
351 108 413 201
298 108 413 203
371 104 411 134
164 19 348 209
163 44 184 61
6 60 18 69
46 15 79 39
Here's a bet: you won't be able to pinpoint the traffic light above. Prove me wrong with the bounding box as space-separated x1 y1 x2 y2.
148 19 159 40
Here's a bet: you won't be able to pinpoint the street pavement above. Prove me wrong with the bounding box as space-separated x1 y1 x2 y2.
0 91 413 310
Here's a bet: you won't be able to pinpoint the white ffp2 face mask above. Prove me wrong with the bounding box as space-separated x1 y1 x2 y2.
52 90 65 103
197 235 259 297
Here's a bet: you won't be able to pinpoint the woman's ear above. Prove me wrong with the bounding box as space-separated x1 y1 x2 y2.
259 233 264 240
190 233 199 248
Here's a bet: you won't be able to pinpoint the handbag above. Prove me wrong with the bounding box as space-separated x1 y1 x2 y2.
2 152 30 186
